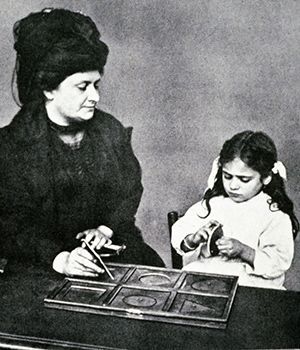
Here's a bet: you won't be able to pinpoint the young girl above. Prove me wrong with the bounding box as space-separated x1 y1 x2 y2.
171 131 299 289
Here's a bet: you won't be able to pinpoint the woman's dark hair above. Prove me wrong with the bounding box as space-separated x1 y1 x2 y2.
12 8 109 105
203 130 299 238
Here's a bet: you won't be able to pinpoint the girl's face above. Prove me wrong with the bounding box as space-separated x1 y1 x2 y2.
222 157 269 203
44 71 101 125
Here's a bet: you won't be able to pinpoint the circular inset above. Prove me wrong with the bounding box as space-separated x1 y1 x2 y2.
191 279 227 292
123 294 157 307
139 273 171 286
192 280 210 290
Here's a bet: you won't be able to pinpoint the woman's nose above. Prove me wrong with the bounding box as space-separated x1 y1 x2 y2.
88 85 100 103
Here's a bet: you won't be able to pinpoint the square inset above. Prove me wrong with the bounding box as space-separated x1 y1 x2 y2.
55 282 115 305
108 287 170 312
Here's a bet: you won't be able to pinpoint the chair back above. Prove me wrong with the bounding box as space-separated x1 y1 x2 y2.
167 211 183 269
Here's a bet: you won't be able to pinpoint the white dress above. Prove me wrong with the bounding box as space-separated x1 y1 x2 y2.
171 191 294 289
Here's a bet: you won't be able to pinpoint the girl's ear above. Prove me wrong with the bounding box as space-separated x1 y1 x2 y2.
43 90 54 100
262 174 272 186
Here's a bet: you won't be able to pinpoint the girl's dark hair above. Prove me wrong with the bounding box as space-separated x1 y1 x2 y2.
12 8 109 105
203 130 299 238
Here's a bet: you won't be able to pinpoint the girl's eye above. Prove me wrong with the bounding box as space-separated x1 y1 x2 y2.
240 178 251 183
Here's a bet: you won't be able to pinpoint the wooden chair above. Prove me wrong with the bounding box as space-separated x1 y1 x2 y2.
167 211 183 269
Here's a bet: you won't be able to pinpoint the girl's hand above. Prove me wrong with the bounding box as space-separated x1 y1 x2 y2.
76 225 113 250
216 237 244 258
182 224 211 252
216 237 255 266
54 247 104 277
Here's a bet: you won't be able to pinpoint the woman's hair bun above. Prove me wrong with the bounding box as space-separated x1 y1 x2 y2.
13 8 109 105
13 8 103 59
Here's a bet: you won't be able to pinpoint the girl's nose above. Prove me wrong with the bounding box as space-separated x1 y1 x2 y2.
229 177 240 190
88 85 100 103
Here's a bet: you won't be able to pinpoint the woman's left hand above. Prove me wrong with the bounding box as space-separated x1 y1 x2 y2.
76 225 113 250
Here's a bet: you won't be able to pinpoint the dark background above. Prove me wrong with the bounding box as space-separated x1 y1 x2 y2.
0 0 299 289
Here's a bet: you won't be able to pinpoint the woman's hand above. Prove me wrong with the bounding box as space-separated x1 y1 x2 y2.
65 247 105 276
76 225 113 250
216 237 255 266
53 225 114 276
53 248 104 277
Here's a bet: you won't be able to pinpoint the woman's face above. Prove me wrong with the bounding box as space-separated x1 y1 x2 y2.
222 157 270 203
44 71 101 125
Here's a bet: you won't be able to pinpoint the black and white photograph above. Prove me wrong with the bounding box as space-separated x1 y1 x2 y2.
0 1 299 349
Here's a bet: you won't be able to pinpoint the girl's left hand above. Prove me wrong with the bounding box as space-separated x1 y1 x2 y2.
216 237 245 258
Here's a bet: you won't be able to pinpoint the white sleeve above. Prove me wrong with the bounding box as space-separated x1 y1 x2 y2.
245 213 294 278
171 201 210 256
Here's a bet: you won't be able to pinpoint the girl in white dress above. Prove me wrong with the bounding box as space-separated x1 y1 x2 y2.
171 131 299 289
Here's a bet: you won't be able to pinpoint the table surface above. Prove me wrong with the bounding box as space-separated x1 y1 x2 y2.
0 263 299 350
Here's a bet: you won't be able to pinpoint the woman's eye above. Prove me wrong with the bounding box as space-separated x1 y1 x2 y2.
223 173 232 180
240 178 251 183
77 85 87 91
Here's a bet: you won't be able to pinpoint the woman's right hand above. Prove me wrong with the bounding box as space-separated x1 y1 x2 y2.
53 247 104 277
76 225 113 250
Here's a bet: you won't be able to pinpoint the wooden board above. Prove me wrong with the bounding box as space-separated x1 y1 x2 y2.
44 263 238 329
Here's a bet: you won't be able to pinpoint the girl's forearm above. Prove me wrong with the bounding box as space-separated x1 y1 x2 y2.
181 234 199 252
240 244 255 267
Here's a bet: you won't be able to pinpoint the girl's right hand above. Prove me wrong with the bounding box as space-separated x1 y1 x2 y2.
182 224 210 251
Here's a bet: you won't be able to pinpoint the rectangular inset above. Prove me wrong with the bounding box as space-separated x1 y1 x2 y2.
108 287 171 312
170 293 227 319
97 265 131 283
180 273 234 295
126 268 181 288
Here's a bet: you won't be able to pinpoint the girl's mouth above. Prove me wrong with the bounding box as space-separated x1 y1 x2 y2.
228 192 241 198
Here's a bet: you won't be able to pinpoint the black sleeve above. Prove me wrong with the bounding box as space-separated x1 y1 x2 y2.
0 136 63 266
105 126 144 245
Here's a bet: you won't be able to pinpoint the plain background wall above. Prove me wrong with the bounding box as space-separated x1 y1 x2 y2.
0 0 299 288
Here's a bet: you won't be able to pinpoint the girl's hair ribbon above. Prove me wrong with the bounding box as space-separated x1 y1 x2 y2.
207 156 220 189
272 161 287 180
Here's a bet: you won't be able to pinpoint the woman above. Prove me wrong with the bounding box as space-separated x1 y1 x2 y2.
0 8 164 276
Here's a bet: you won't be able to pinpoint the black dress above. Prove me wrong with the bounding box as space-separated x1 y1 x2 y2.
0 102 164 269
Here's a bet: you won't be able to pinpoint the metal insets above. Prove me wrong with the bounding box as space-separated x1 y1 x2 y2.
44 263 238 329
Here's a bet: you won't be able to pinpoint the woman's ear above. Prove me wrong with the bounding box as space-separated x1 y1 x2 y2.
43 90 54 100
262 174 272 186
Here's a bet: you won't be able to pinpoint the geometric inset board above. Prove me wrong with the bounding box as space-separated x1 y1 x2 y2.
44 263 238 329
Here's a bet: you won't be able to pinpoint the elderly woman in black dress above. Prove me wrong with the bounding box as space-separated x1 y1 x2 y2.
0 8 164 276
